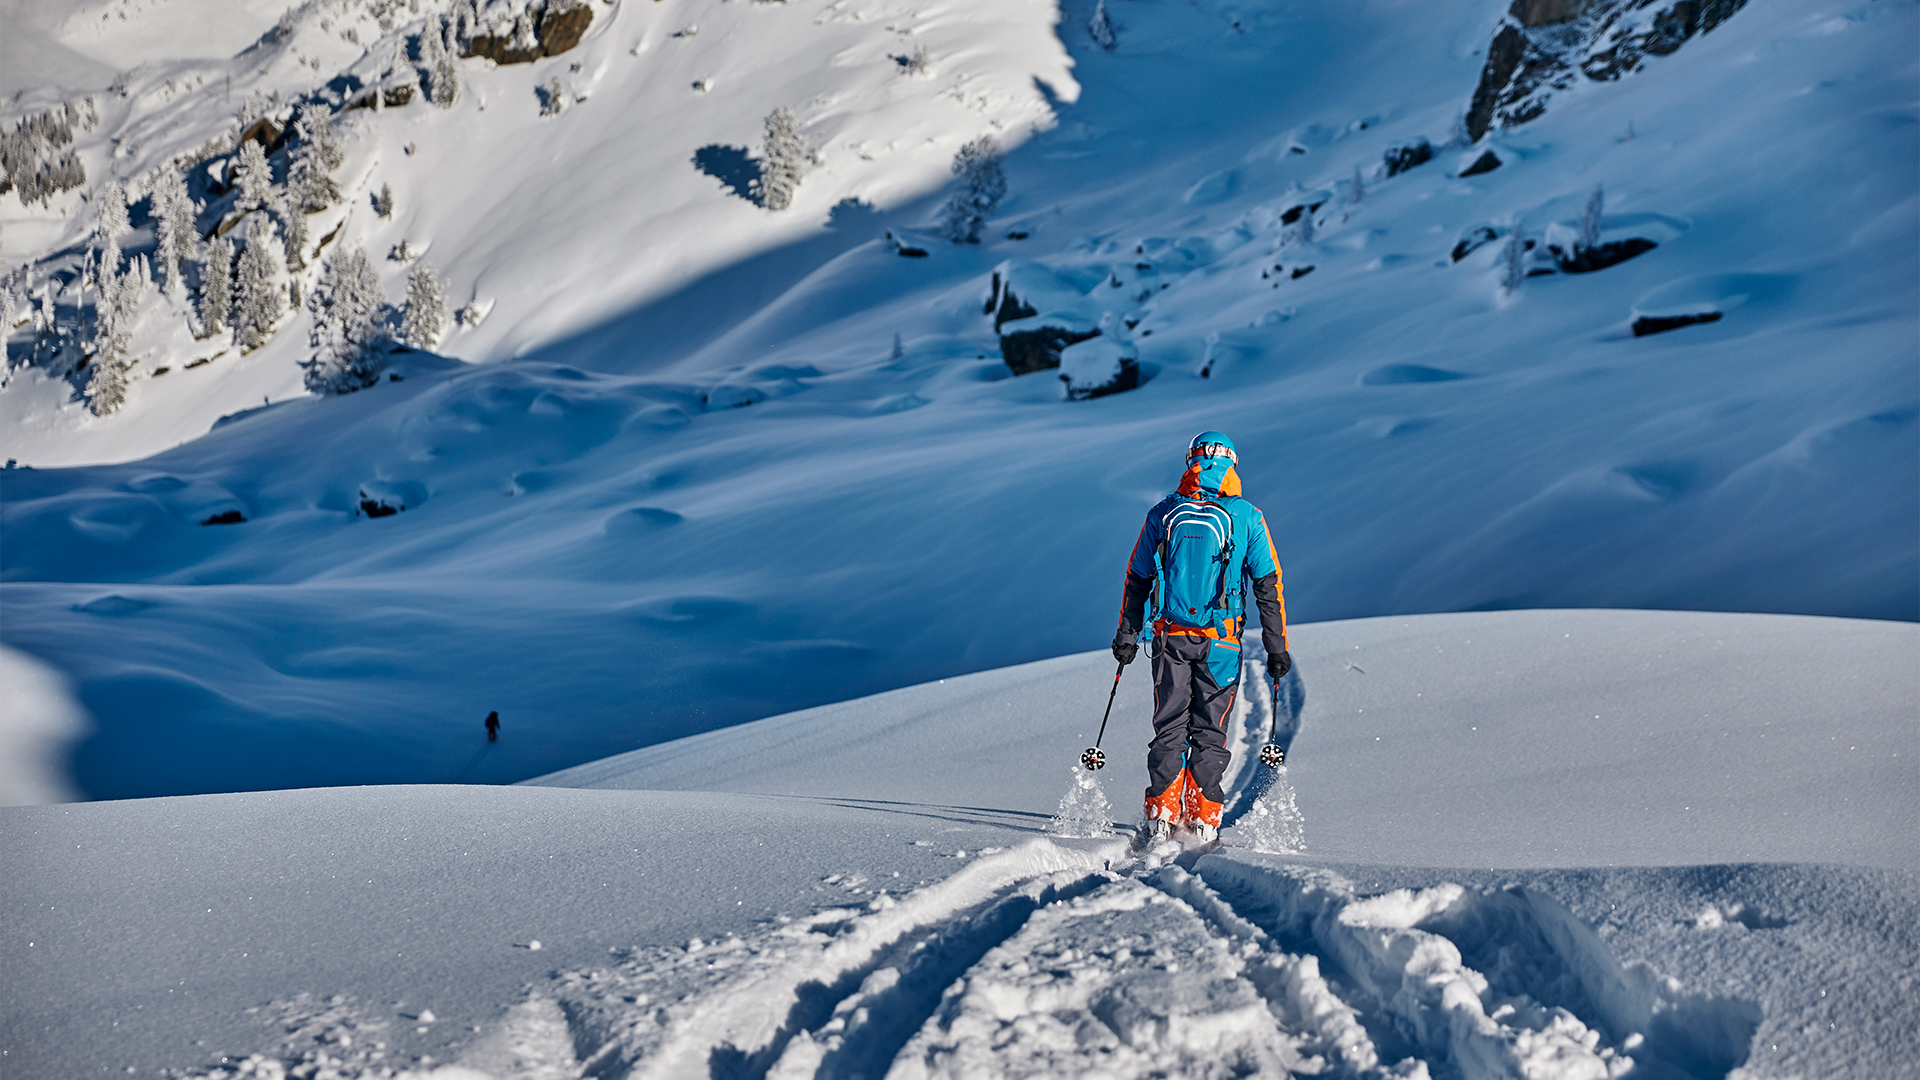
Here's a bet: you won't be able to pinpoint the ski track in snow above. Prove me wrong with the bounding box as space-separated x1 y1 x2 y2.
155 679 1778 1080
165 845 1762 1080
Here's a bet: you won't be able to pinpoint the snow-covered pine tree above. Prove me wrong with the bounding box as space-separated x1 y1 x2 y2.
289 105 344 212
943 135 1007 244
283 201 309 271
400 260 447 349
1579 185 1603 252
1297 207 1316 246
1089 0 1117 51
890 331 904 360
1349 165 1365 205
96 178 131 250
202 236 234 336
234 216 285 350
374 182 395 218
425 24 459 107
760 106 806 211
153 168 198 297
1501 230 1525 294
234 140 274 212
87 257 131 415
305 246 388 393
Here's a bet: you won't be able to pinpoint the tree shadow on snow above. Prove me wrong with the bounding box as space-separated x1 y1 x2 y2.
693 144 763 206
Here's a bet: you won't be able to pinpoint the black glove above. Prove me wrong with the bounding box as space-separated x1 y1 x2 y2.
1266 650 1292 680
1112 632 1139 666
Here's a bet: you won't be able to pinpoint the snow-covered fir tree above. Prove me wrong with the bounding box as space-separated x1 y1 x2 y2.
1579 185 1604 252
424 26 459 107
305 246 389 393
1296 207 1316 246
374 182 395 218
943 136 1006 243
201 236 234 337
86 254 145 415
283 201 309 271
152 168 198 297
234 216 285 351
891 331 904 360
1501 230 1526 294
1349 165 1366 205
95 178 131 251
234 140 274 212
760 106 806 211
1089 0 1117 51
400 260 447 349
288 105 344 212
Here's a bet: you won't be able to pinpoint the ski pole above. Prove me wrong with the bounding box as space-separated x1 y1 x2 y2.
1258 674 1287 769
1081 661 1125 770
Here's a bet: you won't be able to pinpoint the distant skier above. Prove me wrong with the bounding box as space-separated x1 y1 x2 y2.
1113 432 1290 845
485 711 500 742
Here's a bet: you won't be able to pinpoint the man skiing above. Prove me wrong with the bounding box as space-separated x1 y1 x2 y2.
1113 432 1290 845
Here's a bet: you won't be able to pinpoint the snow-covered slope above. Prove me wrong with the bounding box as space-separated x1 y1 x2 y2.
1 0 1077 464
4 610 1915 1079
2 0 1916 800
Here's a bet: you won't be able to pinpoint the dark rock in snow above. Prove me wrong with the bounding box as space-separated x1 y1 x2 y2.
1290 265 1315 279
1468 0 1749 142
1383 139 1433 177
1003 325 1100 376
1279 201 1326 225
1557 238 1658 273
237 117 286 155
465 0 593 65
359 491 403 518
346 82 418 110
200 510 247 525
1468 24 1529 143
1633 311 1722 336
1452 226 1500 262
1460 151 1503 177
985 260 1106 375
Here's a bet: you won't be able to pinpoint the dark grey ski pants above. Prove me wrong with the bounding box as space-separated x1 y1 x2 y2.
1148 634 1238 803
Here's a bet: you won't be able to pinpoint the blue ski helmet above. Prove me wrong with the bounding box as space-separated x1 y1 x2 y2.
1187 431 1237 465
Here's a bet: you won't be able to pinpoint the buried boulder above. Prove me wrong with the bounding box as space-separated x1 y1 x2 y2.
1628 271 1793 336
985 260 1105 376
1059 332 1140 400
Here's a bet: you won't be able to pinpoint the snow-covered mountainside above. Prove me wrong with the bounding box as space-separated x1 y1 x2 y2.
5 610 1916 1079
2 0 1916 799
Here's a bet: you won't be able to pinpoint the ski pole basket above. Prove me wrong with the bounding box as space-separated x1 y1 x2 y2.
1260 674 1286 769
1081 746 1106 771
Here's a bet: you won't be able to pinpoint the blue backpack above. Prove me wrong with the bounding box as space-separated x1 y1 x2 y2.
1156 496 1239 630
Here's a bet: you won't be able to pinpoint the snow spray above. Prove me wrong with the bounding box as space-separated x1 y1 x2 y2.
1235 765 1306 854
1048 764 1114 838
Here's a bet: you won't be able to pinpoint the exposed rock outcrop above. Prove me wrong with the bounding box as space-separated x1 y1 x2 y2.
464 0 593 65
1467 0 1750 142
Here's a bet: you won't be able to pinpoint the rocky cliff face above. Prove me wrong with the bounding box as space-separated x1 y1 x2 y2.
1468 0 1750 142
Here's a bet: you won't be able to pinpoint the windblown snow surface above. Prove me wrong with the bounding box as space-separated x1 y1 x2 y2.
1 0 1916 800
3 610 1917 1078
